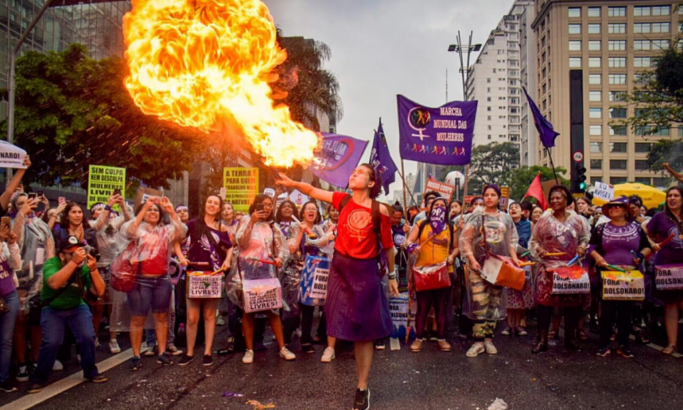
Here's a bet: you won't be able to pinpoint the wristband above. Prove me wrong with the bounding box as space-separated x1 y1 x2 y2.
104 205 113 212
388 272 397 280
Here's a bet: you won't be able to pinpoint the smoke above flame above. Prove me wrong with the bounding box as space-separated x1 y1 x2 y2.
122 0 320 167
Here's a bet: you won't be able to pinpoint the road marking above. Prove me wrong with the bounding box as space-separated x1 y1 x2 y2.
629 335 682 358
1 349 134 410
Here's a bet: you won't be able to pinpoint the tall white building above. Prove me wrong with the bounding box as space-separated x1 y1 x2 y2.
519 2 538 166
465 0 535 160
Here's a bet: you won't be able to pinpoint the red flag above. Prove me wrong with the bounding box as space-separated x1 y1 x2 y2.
523 173 548 210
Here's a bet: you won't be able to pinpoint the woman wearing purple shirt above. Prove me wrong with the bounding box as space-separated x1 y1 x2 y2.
590 197 651 358
0 226 22 392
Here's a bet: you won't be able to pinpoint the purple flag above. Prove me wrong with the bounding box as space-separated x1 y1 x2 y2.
310 133 368 188
523 87 559 149
397 95 477 166
370 119 398 195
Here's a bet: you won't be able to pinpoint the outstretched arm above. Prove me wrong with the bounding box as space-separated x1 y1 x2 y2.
663 163 683 184
275 174 334 204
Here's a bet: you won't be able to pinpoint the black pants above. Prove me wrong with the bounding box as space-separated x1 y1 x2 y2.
537 305 581 338
284 304 315 345
600 300 632 347
415 287 451 339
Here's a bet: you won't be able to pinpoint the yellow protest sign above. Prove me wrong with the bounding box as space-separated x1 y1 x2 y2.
88 165 126 210
223 167 259 213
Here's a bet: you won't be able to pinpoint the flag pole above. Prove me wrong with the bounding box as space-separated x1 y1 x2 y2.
462 164 471 198
545 147 560 185
399 160 417 212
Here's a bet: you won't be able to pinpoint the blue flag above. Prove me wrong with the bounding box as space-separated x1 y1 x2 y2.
310 133 369 188
523 87 560 149
370 119 398 196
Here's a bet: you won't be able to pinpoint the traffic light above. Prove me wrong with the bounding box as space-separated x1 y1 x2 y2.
574 164 587 193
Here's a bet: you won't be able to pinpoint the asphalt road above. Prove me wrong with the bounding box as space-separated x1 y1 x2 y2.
1 318 682 410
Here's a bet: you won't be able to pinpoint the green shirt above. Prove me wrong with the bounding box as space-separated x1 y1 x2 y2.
41 256 92 310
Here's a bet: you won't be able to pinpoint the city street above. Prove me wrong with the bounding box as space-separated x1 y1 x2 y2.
1 319 681 410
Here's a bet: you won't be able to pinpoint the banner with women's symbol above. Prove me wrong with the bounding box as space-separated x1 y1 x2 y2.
299 256 330 306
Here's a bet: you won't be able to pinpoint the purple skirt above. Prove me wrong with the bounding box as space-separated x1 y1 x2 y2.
325 252 392 342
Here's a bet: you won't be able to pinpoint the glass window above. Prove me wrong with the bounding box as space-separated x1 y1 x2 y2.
635 177 651 185
635 143 652 153
568 7 581 18
569 40 581 51
611 176 628 184
588 24 601 34
608 7 626 17
590 142 603 153
609 57 626 68
653 178 669 188
590 159 603 169
608 40 626 51
609 74 627 85
610 91 627 102
589 107 602 119
610 107 627 118
610 160 628 170
634 40 651 51
610 125 628 135
569 24 581 34
589 74 601 84
590 125 602 135
608 23 626 34
589 57 601 67
588 7 601 17
652 39 670 49
569 57 582 68
653 6 670 16
588 40 601 51
634 6 651 17
636 126 670 136
635 23 651 33
652 22 670 33
610 142 627 152
589 91 602 101
634 57 652 67
635 160 650 171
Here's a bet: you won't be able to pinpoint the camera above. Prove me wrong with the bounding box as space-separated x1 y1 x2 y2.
88 247 101 262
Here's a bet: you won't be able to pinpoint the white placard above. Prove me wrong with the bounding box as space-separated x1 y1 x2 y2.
594 182 615 202
289 189 309 206
551 271 590 294
0 141 27 169
243 278 283 313
309 267 329 300
655 264 683 291
602 271 645 301
186 273 223 299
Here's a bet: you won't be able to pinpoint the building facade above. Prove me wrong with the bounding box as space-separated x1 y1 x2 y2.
466 0 535 160
532 0 679 188
520 2 538 166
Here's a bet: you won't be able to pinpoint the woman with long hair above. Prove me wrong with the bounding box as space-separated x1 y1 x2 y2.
227 194 295 364
460 185 520 357
221 202 239 243
178 194 233 367
647 186 683 354
407 197 457 353
276 164 397 410
121 197 186 370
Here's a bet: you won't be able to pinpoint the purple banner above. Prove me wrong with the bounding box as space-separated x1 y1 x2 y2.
397 95 477 165
310 133 368 188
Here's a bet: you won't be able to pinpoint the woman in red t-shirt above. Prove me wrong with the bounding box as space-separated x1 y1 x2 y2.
277 164 398 410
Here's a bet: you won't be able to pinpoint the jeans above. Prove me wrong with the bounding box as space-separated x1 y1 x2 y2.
30 304 99 384
0 291 19 383
145 290 176 347
127 276 172 317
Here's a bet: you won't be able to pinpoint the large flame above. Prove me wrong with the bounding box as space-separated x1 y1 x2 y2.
123 0 319 167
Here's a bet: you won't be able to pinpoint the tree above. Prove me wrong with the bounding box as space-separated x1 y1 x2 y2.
646 139 683 184
2 44 204 189
506 165 570 201
467 142 520 189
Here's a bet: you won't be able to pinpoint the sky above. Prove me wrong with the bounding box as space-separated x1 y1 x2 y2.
264 0 514 198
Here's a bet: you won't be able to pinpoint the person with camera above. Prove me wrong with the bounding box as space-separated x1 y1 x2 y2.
26 235 107 393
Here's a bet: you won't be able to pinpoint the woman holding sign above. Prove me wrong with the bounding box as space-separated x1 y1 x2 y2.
460 185 520 358
406 197 457 353
589 196 651 358
178 194 232 367
529 186 590 354
281 201 334 353
227 194 295 364
276 165 398 410
647 186 683 355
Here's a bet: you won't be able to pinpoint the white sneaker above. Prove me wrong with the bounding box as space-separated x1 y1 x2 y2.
143 345 156 357
466 343 485 358
484 340 498 355
166 344 184 356
242 349 254 364
216 314 226 326
109 339 121 354
279 347 296 361
320 347 335 363
53 360 63 371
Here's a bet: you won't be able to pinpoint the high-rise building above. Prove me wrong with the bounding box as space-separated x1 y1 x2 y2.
532 0 679 188
466 0 535 158
519 2 537 166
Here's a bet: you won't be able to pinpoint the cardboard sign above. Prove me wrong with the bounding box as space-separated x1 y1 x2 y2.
594 182 615 202
186 272 223 299
88 165 126 210
388 292 417 339
0 141 27 169
602 270 645 301
500 186 510 210
134 187 162 208
224 167 259 213
551 266 590 294
424 177 454 200
655 264 683 291
299 256 330 306
243 278 282 313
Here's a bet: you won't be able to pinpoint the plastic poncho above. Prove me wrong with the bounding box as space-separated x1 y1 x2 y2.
13 215 54 312
88 204 134 270
117 218 187 276
280 224 331 320
529 210 590 307
226 216 288 310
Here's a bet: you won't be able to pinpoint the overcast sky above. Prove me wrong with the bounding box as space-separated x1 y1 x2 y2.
264 0 515 197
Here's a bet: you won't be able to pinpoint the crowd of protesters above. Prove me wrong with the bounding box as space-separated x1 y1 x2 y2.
0 157 682 410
